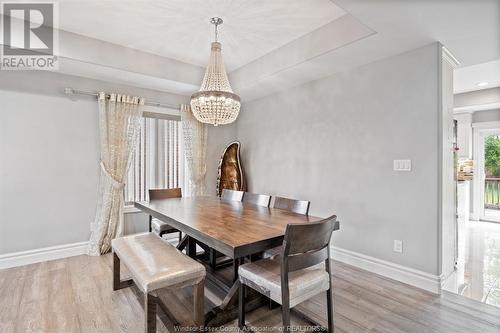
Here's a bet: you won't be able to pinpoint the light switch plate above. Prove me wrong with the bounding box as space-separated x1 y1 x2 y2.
393 240 403 253
394 159 411 171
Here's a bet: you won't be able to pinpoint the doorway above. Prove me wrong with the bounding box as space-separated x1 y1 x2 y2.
473 124 500 222
483 133 500 221
445 121 500 307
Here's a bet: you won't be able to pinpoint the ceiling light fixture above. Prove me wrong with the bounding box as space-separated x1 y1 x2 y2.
190 17 240 126
476 81 489 87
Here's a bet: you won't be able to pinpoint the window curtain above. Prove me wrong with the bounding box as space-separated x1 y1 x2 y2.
88 93 144 256
181 104 207 196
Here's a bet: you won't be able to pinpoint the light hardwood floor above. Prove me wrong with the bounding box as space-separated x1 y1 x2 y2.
1 254 500 333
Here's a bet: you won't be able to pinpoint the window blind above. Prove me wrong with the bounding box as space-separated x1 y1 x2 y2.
124 117 181 205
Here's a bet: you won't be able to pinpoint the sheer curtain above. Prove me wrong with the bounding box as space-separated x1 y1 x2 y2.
181 104 207 196
88 93 144 256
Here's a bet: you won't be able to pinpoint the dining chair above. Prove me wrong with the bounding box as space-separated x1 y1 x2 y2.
238 215 338 333
273 196 310 215
263 196 311 258
221 189 244 201
209 189 245 269
242 192 271 207
148 188 182 242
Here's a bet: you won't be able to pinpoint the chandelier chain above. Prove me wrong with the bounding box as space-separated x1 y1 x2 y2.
214 21 218 42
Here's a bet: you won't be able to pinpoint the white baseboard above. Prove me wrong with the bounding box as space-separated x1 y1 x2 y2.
0 240 442 294
0 232 183 270
331 246 441 294
439 268 458 293
0 241 88 270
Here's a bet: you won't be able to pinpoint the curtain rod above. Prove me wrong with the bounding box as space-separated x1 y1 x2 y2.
63 87 181 110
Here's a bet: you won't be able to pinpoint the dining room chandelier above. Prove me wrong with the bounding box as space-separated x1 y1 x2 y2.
190 17 241 126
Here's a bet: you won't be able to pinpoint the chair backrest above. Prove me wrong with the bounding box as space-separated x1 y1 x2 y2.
221 189 244 201
149 188 182 200
242 192 271 207
273 196 310 215
281 215 338 272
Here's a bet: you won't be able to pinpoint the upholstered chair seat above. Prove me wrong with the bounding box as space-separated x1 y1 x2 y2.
238 215 338 333
148 188 183 242
262 246 281 258
239 256 329 308
151 219 178 237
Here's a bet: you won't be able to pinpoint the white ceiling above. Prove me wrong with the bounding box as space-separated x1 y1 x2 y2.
58 0 346 71
3 0 499 101
454 60 500 94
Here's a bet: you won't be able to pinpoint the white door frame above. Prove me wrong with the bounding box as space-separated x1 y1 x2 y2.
472 121 500 221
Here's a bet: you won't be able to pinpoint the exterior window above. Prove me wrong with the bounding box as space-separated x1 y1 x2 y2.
124 116 182 206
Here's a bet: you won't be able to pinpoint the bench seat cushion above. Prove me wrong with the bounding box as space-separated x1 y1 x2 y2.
112 233 205 293
239 257 329 308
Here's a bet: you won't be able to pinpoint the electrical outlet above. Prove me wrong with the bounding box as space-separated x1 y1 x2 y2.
393 240 403 253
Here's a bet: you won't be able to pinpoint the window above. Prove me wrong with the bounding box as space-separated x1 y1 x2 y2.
124 114 183 206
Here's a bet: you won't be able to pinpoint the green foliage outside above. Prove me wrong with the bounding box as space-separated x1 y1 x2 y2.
485 135 500 177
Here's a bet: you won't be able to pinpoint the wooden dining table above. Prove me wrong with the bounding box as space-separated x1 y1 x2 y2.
134 196 338 326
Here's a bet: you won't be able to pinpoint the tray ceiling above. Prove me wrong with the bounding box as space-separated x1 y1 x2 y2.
3 1 498 101
58 0 346 71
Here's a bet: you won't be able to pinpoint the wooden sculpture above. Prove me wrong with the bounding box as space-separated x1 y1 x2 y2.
216 141 246 196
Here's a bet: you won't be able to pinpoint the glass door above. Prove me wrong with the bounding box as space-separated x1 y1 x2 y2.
482 132 500 222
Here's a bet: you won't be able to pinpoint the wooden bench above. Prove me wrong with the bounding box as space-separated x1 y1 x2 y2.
112 233 206 333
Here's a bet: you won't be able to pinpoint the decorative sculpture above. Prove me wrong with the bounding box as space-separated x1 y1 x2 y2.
216 141 246 196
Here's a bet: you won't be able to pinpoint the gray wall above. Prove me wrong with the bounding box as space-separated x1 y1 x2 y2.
0 44 444 277
205 125 238 196
0 89 99 253
123 211 149 235
0 71 187 254
224 44 440 274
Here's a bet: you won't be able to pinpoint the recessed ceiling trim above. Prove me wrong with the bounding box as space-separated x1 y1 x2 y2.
57 56 198 95
230 14 375 95
56 0 347 72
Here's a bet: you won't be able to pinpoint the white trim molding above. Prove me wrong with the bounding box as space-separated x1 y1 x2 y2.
454 102 500 114
472 120 500 129
0 241 88 270
332 246 442 294
441 45 460 68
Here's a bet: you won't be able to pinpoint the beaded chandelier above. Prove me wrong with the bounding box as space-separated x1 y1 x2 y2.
190 17 241 126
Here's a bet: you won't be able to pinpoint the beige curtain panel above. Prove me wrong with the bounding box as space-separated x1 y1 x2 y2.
88 92 144 256
181 104 208 196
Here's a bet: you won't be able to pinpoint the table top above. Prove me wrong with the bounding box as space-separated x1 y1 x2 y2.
134 196 325 258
